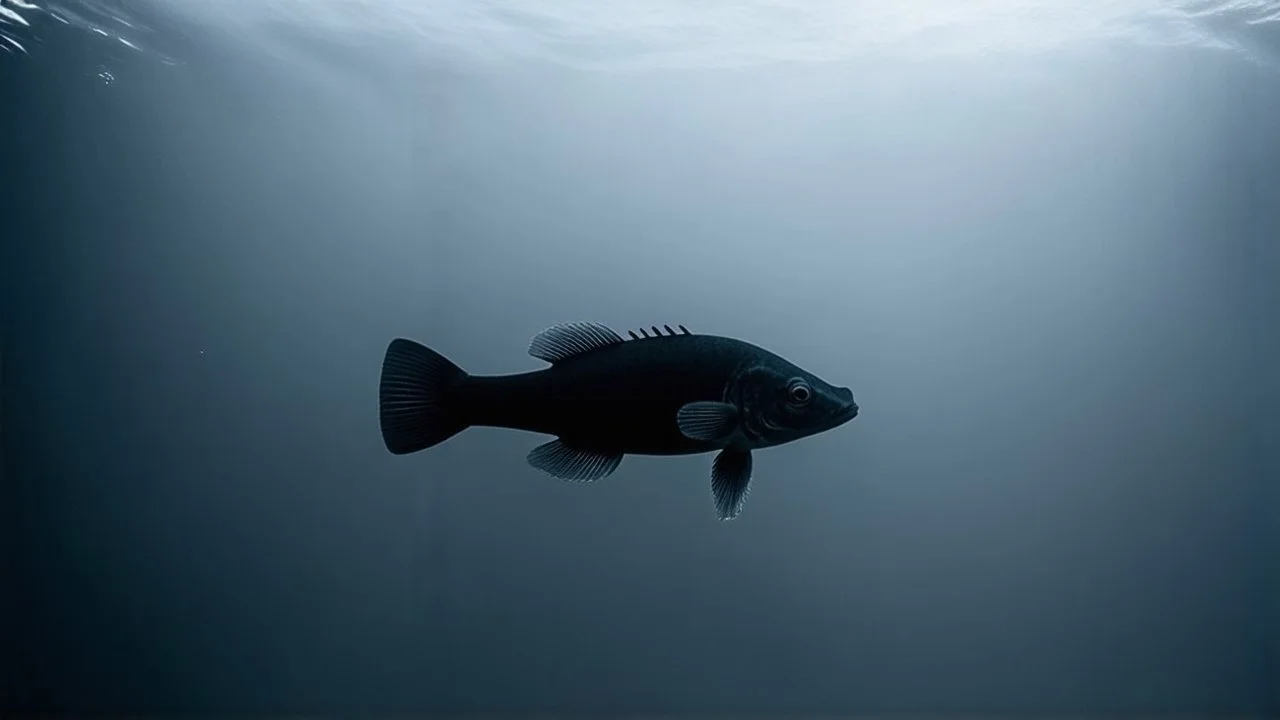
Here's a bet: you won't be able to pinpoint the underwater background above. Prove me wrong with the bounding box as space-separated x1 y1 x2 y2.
3 0 1278 716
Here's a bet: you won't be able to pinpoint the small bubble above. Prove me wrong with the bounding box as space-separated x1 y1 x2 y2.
97 68 115 85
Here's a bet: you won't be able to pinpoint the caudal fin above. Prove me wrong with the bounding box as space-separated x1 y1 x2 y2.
379 338 469 454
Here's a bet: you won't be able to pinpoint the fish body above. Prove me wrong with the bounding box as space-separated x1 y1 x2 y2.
379 322 858 519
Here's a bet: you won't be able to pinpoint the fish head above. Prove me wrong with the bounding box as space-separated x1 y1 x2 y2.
731 359 859 448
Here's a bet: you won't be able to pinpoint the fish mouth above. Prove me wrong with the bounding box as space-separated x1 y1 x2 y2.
832 400 859 424
834 387 859 423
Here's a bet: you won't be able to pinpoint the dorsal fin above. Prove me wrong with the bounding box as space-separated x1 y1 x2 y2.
529 322 625 363
621 324 695 341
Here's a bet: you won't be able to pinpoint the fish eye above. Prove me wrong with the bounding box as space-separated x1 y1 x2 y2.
787 381 812 405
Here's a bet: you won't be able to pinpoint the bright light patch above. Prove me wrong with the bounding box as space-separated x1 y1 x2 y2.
1 0 153 55
154 0 1280 68
0 3 31 26
1 0 1278 66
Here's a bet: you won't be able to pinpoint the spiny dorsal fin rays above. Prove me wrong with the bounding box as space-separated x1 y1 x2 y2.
624 324 693 341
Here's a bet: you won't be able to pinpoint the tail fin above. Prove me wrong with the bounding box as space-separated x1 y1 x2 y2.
379 338 469 454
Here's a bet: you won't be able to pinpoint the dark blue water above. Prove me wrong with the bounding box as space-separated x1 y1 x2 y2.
3 1 1278 716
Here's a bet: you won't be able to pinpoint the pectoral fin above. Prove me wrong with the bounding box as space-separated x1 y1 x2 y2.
676 402 740 443
710 449 753 521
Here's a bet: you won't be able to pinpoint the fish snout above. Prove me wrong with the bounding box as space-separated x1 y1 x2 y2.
836 386 858 420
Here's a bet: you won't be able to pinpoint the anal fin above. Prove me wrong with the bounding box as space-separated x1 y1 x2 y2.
527 439 623 483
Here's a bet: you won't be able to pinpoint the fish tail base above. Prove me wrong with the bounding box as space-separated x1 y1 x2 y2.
379 338 468 454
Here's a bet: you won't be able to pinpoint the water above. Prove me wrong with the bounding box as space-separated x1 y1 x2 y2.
3 0 1278 715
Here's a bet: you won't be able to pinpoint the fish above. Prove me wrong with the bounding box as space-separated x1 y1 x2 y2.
378 322 859 520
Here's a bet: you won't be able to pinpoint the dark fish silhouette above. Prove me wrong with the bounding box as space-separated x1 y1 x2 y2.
379 322 859 520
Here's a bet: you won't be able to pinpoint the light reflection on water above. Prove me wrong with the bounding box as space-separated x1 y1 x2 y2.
1 0 1278 70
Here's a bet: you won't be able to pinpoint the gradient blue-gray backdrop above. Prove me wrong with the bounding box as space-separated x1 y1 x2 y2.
3 0 1278 715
